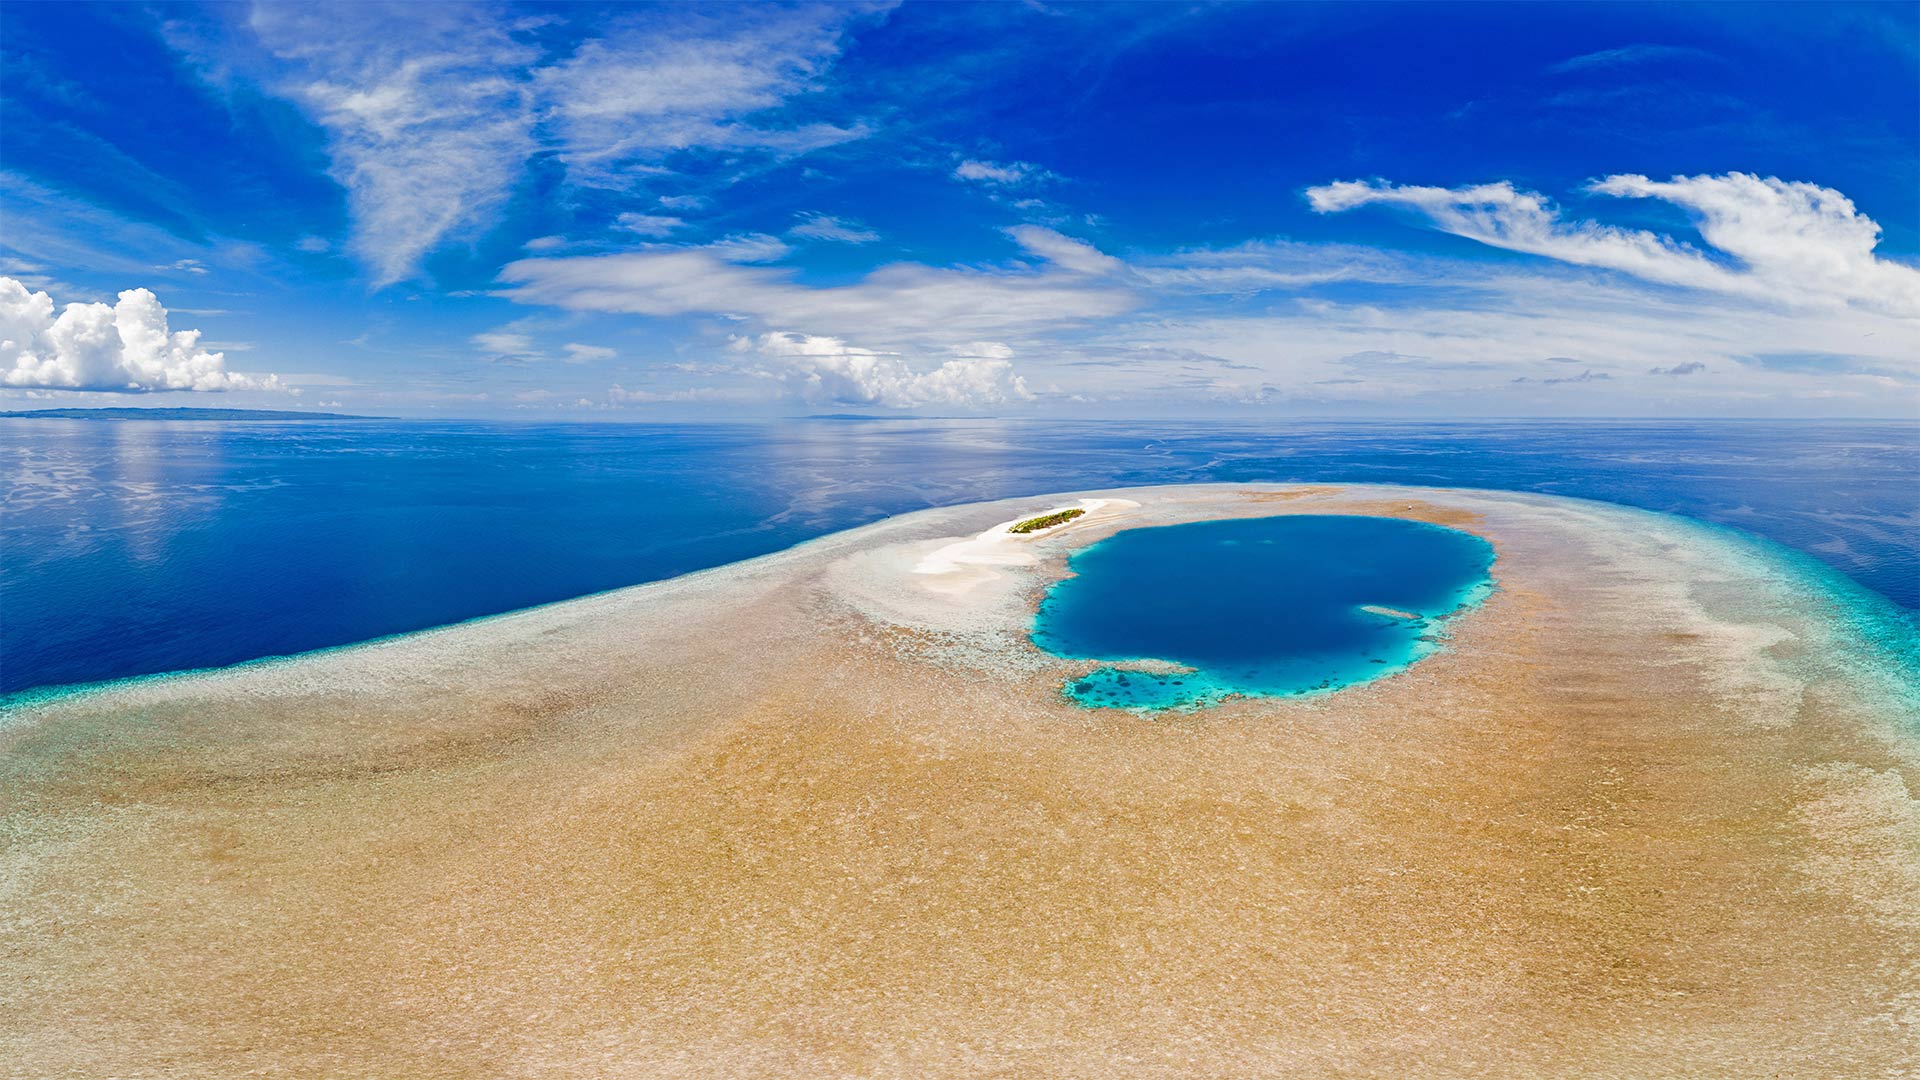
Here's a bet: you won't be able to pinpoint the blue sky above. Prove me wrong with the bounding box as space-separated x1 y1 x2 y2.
2 1 1916 417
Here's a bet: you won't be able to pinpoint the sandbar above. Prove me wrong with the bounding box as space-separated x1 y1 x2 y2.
2 484 1915 1078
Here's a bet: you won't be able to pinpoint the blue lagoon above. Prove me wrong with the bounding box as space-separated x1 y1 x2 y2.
1034 515 1496 708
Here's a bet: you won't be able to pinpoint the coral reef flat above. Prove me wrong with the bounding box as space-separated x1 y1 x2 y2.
2 484 1916 1079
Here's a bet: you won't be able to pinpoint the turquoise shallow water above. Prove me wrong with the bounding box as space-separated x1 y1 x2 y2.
1032 515 1497 709
1678 512 1920 736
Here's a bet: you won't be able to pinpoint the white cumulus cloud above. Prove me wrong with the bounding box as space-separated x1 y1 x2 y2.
0 277 279 392
745 331 1031 409
1590 173 1920 316
1306 172 1920 316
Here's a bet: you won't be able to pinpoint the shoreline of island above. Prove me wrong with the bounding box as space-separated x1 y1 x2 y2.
5 482 1916 727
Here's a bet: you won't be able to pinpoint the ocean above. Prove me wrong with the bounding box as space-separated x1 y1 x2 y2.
2 417 1916 696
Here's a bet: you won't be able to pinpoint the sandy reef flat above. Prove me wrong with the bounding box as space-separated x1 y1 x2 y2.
2 483 1917 1079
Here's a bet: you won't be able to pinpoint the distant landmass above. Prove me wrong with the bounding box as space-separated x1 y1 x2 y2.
0 407 382 421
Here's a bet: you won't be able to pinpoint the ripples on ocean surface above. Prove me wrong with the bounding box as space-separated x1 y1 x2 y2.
1 418 1915 694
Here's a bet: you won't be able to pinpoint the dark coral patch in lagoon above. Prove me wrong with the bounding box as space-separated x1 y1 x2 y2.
1033 515 1496 709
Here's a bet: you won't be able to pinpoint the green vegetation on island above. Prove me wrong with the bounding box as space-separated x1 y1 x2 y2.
1010 508 1086 534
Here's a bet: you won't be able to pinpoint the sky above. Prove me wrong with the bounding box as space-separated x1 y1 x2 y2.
2 0 1917 419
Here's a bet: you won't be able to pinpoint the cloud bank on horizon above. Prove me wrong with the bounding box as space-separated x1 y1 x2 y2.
1 1 1915 416
0 278 276 393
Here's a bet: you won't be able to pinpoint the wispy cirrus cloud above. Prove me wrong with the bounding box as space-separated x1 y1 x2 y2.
1739 351 1915 381
472 321 617 365
564 343 617 363
537 7 877 188
249 4 539 289
1306 172 1920 316
1545 43 1720 74
243 3 883 287
952 158 1051 186
1130 238 1405 294
0 171 254 293
496 227 1135 342
606 382 758 405
470 329 542 362
1103 264 1917 414
614 213 686 238
1003 224 1124 276
789 212 879 244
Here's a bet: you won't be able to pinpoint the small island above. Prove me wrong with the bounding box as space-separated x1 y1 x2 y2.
1358 603 1422 621
1009 507 1086 534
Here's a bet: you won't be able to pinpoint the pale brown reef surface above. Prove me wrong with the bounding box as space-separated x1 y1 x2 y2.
2 484 1916 1079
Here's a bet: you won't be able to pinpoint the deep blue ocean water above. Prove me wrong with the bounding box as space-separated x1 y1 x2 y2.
1033 515 1496 708
2 417 1916 696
